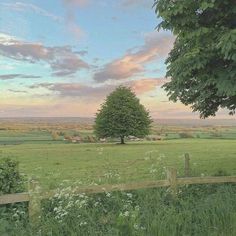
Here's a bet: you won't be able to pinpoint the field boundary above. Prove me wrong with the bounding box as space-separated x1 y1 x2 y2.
1 170 236 222
1 155 236 223
2 174 236 205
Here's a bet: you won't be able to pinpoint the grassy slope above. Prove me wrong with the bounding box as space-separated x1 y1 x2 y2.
0 139 235 190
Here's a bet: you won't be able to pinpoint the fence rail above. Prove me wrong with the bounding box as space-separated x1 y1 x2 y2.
1 154 236 223
0 192 29 205
1 175 236 205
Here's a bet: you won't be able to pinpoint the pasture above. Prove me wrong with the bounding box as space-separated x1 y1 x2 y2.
0 119 236 235
0 119 236 190
0 138 235 190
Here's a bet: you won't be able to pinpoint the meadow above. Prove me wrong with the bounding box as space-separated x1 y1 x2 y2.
0 118 236 235
0 140 235 190
0 118 235 190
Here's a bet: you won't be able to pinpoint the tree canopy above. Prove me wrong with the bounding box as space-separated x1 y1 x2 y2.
154 0 236 118
94 86 152 144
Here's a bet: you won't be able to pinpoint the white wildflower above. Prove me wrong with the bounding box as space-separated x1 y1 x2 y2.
134 224 139 230
123 211 129 217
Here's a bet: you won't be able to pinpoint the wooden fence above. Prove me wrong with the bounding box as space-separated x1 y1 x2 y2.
1 154 236 223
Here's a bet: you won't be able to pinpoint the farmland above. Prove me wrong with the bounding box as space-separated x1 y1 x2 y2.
0 118 235 190
0 118 236 235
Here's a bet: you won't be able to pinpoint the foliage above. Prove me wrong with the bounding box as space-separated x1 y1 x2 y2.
94 86 152 144
179 132 194 138
154 0 236 118
51 131 60 141
0 158 25 194
0 158 27 231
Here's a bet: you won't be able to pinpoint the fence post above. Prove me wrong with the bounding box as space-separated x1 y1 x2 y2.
167 168 177 196
28 179 41 225
184 153 190 177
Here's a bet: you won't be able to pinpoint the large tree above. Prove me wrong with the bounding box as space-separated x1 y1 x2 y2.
94 86 152 144
154 0 236 118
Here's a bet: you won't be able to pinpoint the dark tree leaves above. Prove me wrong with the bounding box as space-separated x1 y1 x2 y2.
154 0 236 118
94 86 152 144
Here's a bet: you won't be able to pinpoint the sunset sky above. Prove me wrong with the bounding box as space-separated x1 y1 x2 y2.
0 0 232 119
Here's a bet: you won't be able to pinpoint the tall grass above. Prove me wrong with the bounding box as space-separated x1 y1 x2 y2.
0 183 236 236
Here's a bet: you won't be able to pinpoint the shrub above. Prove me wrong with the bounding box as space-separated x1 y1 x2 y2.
0 159 27 230
210 132 222 138
82 136 97 143
0 158 25 194
179 132 194 139
51 131 60 141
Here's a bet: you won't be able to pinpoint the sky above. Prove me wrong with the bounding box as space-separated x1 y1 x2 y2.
0 0 233 119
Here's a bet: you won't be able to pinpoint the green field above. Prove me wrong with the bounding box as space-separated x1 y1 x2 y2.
0 139 235 190
1 121 236 235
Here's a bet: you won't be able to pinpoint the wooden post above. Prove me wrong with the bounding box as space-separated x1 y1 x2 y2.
184 153 190 177
28 179 41 225
167 168 177 195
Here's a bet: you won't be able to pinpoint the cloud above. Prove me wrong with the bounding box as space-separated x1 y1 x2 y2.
94 58 142 82
0 2 84 40
29 82 115 99
62 0 88 40
0 103 65 117
29 77 166 100
111 16 118 21
94 31 175 82
0 2 62 22
129 78 168 94
0 74 41 80
0 34 89 77
63 0 90 7
8 89 27 93
66 22 85 40
120 0 154 8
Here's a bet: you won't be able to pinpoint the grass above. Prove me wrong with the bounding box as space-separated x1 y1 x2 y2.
1 184 236 236
0 124 236 235
0 139 235 190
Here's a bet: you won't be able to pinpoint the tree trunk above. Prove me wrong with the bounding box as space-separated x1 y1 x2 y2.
120 136 125 144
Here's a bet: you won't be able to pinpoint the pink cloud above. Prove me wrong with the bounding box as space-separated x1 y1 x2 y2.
62 0 88 40
94 31 175 82
30 82 115 99
0 34 89 77
67 22 85 40
121 0 153 8
129 78 168 94
63 0 89 7
29 77 167 99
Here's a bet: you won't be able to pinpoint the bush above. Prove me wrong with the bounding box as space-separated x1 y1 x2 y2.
0 158 25 194
210 132 222 138
82 136 97 143
0 159 27 231
51 131 60 141
179 132 194 139
146 136 152 141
